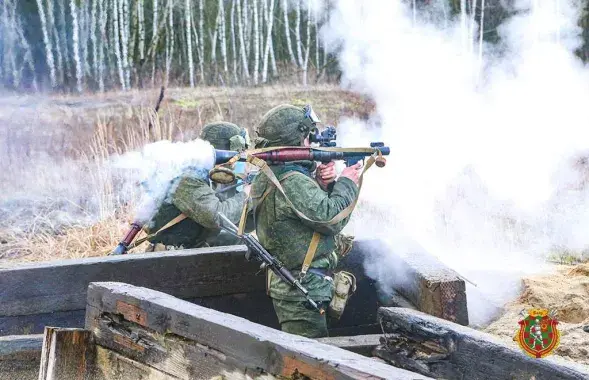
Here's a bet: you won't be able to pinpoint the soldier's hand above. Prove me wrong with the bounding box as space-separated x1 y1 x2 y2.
340 162 362 185
316 161 337 191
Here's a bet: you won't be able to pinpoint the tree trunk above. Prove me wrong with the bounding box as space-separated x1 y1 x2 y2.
120 0 130 88
70 0 83 92
46 0 63 85
198 0 204 83
295 0 303 67
237 0 249 79
151 0 159 85
230 0 238 83
185 0 195 87
219 0 228 74
98 0 106 91
91 0 99 85
282 0 296 66
261 0 275 83
302 0 311 86
252 0 259 84
112 0 126 90
36 0 57 88
139 0 145 61
58 0 71 81
165 0 174 85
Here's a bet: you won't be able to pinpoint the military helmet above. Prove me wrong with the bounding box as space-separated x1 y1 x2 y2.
200 121 248 151
254 104 320 148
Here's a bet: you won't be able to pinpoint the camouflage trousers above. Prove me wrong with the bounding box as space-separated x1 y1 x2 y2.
271 298 330 338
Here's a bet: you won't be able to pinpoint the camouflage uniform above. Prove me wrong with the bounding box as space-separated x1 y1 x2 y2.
145 122 249 250
251 105 359 338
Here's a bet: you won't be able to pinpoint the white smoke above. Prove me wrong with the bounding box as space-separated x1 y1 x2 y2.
110 139 216 225
321 0 589 325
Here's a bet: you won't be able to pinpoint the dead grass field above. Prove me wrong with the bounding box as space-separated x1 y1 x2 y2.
0 84 374 263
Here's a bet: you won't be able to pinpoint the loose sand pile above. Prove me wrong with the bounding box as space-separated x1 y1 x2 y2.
484 263 589 365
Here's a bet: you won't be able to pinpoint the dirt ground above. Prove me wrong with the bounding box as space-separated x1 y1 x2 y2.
483 263 589 365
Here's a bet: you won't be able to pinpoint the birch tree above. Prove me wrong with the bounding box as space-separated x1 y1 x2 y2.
230 0 238 82
98 0 106 91
91 0 99 80
198 0 205 83
119 0 131 88
282 0 296 66
237 0 250 79
36 0 57 88
46 0 63 84
302 0 311 86
219 0 228 73
261 0 275 83
70 0 83 92
138 0 145 61
58 0 71 79
252 0 260 84
152 0 159 83
294 0 304 67
165 0 174 84
185 0 195 87
112 0 126 90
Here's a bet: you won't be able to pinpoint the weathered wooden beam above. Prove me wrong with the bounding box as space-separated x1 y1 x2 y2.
85 282 433 380
0 245 264 336
0 334 43 380
93 346 177 380
375 307 589 380
315 334 382 357
348 239 468 326
38 327 94 380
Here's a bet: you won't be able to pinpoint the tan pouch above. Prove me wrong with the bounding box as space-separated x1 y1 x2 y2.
328 271 357 320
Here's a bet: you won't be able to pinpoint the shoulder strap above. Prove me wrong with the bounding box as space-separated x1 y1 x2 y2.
127 213 188 250
246 153 377 229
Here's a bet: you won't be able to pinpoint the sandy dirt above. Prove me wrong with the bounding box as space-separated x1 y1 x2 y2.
484 263 589 365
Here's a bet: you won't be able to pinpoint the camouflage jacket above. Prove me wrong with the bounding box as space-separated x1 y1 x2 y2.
250 161 359 301
146 171 248 249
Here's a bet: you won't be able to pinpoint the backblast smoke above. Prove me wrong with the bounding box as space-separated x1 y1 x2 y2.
320 0 589 325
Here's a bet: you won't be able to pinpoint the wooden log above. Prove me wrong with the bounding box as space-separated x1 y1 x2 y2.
38 327 94 380
315 334 382 357
0 334 43 380
350 239 468 326
85 282 433 380
375 307 589 380
0 245 264 336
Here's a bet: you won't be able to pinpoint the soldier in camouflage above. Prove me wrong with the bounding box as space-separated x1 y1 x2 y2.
251 104 362 338
144 122 251 251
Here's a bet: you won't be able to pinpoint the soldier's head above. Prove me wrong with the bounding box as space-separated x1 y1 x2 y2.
200 121 249 151
254 104 321 148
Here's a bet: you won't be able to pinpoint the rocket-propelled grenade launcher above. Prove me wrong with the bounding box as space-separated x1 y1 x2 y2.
214 143 390 168
110 223 142 255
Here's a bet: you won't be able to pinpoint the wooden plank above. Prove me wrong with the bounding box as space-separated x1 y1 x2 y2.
0 245 264 335
0 310 86 337
316 334 382 357
0 334 43 380
38 327 94 380
93 346 177 380
350 239 468 325
85 282 433 380
0 245 256 317
375 307 589 380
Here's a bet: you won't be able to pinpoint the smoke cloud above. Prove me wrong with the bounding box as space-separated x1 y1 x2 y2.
321 0 589 325
110 139 216 225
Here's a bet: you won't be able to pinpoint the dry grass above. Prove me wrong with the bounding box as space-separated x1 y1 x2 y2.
0 84 375 264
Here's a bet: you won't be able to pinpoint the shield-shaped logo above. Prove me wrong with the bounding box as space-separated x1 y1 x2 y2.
513 308 560 358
